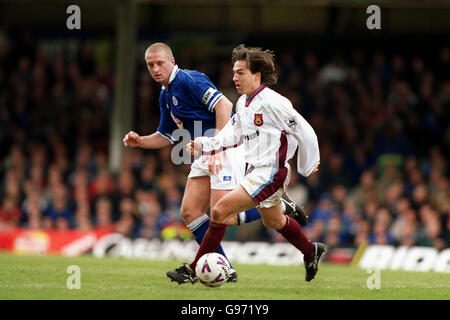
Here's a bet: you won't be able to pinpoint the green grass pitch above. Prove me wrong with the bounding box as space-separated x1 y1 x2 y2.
0 252 448 300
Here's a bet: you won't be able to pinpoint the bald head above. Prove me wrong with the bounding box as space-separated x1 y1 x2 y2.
145 42 174 60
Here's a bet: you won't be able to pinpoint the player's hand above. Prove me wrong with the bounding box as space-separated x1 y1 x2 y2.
123 131 141 147
203 152 223 175
311 162 320 175
186 139 202 156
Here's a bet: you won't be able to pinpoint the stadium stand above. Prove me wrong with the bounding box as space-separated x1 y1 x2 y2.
0 21 449 252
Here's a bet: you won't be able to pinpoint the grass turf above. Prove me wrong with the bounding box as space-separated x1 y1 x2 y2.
0 251 448 300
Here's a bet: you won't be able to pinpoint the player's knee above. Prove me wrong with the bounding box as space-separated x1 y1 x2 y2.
225 215 239 226
261 216 284 230
180 205 197 225
210 205 227 224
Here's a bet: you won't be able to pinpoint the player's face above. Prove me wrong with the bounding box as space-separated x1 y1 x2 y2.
145 49 175 86
232 60 261 96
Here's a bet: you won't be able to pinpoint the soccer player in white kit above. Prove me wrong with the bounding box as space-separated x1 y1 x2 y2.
167 44 326 284
124 43 308 284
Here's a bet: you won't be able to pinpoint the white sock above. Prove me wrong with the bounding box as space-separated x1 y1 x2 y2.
237 212 246 225
186 214 209 232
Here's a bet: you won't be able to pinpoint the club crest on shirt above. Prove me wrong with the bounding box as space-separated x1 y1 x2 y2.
254 113 263 126
172 96 178 106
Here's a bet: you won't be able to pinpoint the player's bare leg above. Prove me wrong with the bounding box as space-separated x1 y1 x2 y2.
257 204 287 230
180 176 211 225
211 185 257 224
181 177 239 226
210 189 240 226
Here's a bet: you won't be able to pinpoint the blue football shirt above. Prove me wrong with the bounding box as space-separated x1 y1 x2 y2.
157 65 224 143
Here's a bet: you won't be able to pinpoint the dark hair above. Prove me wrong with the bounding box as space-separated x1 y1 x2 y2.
231 44 278 86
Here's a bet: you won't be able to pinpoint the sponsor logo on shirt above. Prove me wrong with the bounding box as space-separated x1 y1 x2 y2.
243 130 259 141
223 176 232 181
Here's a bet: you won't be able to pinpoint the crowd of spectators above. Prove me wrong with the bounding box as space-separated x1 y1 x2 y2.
0 24 449 251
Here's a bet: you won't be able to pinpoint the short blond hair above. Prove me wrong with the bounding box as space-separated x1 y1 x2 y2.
145 42 173 59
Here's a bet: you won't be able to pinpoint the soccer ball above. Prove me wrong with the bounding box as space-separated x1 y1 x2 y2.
195 253 231 288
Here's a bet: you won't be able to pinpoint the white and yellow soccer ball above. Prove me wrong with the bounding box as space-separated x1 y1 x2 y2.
195 253 231 287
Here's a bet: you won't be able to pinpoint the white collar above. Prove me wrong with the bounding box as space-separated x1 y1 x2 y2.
162 64 179 89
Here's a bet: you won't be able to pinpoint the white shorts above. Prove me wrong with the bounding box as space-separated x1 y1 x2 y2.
188 148 240 190
240 163 291 208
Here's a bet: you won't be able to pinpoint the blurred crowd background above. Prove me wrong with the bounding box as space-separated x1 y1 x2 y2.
0 17 449 251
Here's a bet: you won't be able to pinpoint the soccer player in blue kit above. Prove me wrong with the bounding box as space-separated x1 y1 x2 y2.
123 43 307 283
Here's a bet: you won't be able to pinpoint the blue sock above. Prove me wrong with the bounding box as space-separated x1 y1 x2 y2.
188 214 233 269
237 207 261 225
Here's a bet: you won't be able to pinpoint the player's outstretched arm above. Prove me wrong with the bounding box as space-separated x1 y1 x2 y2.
123 131 171 149
196 113 242 154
